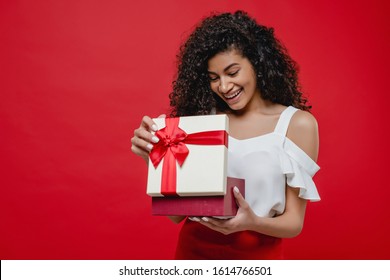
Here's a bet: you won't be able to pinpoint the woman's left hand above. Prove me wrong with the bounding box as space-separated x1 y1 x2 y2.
189 187 258 235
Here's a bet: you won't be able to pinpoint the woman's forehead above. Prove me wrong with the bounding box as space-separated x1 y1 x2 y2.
208 50 246 70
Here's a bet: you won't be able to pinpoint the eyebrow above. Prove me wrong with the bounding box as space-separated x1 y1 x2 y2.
208 63 240 74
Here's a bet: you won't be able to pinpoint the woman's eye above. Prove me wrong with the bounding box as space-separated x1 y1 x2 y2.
209 76 219 81
228 70 239 77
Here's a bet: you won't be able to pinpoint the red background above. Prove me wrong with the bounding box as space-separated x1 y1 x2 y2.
1 0 389 259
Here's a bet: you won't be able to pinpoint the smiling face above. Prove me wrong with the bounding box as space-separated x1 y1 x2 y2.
207 49 262 112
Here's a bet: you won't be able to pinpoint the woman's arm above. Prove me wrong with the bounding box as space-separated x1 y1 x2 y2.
287 110 319 162
250 110 318 237
195 110 319 237
238 185 307 238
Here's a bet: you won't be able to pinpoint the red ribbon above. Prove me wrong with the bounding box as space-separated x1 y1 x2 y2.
149 117 228 196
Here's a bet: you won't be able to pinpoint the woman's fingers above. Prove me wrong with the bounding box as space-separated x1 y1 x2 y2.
140 115 158 132
131 114 166 160
131 116 156 159
233 186 248 209
130 143 149 162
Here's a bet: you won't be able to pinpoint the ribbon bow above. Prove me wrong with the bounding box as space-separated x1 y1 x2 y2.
149 117 228 196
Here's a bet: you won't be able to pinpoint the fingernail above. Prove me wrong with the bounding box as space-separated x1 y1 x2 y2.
151 136 160 143
233 186 240 193
201 217 209 222
151 124 158 132
146 144 153 151
189 217 200 222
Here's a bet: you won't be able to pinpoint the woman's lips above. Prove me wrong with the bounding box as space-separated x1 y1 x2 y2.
224 89 242 102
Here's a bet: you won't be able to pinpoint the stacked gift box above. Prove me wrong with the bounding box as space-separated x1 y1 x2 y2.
146 114 245 217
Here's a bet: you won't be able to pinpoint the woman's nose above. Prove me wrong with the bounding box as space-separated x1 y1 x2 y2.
218 78 233 93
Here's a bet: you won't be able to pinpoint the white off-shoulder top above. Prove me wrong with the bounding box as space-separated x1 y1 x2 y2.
227 106 320 218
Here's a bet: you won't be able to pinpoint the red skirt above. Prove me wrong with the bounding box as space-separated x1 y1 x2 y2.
175 219 284 260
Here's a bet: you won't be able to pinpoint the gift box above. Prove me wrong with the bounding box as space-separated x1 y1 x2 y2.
151 177 245 217
147 114 229 197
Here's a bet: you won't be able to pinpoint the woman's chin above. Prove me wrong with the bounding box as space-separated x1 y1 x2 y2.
227 102 244 112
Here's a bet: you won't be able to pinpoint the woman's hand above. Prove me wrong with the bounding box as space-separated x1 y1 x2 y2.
131 114 166 162
189 185 307 238
189 187 258 235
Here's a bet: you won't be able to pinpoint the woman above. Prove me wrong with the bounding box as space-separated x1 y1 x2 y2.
131 11 320 259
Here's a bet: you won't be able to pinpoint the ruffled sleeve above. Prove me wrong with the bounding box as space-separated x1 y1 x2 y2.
279 138 321 202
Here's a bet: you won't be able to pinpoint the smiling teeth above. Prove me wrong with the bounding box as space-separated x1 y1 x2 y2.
225 90 241 99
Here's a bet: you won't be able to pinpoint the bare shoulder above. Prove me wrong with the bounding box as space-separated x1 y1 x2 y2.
289 110 318 133
287 110 319 162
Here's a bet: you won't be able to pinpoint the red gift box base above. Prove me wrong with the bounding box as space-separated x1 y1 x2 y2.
151 177 245 217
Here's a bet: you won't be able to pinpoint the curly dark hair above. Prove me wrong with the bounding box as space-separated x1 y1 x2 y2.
169 10 311 117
